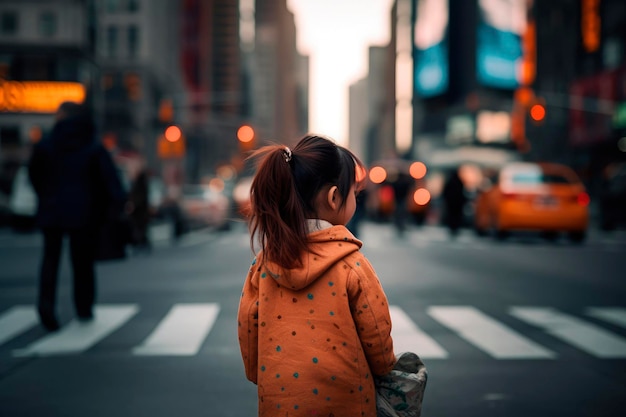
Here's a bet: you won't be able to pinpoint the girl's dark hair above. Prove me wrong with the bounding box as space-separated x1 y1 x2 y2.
248 134 365 269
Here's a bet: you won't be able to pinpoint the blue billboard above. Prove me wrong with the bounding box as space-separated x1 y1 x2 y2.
476 0 527 89
413 0 449 98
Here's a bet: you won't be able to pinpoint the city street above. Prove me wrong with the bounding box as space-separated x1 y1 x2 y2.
1 221 626 417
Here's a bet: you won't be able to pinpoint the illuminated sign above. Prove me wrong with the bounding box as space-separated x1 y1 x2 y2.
581 0 601 53
0 81 86 113
413 0 449 97
476 110 511 143
476 0 527 90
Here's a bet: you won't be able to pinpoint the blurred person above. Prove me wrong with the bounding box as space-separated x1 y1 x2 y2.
346 185 368 238
442 167 467 237
128 168 151 251
238 135 395 416
28 101 127 331
390 170 412 237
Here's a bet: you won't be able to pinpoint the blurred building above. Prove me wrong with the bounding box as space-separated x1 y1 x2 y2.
95 0 186 175
348 0 407 167
408 0 626 197
0 0 310 200
176 0 244 181
531 0 626 195
348 45 395 166
0 0 96 196
410 0 523 174
348 78 368 162
251 0 308 147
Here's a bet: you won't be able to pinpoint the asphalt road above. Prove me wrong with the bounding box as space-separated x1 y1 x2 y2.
1 221 625 417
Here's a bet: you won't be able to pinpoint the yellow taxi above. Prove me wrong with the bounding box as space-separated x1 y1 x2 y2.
474 162 590 242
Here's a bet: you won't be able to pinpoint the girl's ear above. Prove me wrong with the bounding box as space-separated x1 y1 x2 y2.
326 185 338 210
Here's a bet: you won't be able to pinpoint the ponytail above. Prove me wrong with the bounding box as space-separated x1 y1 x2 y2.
247 135 365 269
248 145 308 269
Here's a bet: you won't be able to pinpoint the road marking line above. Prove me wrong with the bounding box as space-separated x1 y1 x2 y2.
510 307 626 358
428 306 555 359
586 307 626 328
13 305 138 357
389 306 448 358
133 303 220 356
0 306 38 346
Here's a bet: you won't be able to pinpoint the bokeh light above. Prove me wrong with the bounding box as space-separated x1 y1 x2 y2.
409 161 427 179
413 188 431 206
237 125 254 143
369 166 387 184
165 125 182 142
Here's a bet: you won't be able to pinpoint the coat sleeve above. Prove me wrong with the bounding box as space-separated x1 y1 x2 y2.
93 145 127 215
347 257 396 376
237 259 260 384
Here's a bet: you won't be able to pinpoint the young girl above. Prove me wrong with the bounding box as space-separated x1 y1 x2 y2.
237 135 396 416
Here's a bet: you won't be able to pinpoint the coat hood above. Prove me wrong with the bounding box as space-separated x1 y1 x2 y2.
262 225 362 291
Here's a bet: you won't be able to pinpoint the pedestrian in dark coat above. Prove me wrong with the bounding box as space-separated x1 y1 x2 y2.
28 101 127 331
442 167 467 237
128 168 151 251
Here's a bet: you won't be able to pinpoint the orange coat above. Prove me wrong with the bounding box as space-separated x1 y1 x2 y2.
238 225 395 416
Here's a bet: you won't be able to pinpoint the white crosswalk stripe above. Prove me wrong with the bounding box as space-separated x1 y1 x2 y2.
586 307 626 329
389 306 448 358
133 303 220 356
428 306 556 359
2 303 626 359
13 305 139 357
0 305 38 346
510 307 626 358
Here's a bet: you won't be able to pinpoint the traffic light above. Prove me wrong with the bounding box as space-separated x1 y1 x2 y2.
158 125 185 159
530 103 546 122
165 125 182 142
124 73 141 101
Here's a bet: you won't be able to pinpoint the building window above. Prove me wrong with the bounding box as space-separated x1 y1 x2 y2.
128 0 140 12
0 12 18 35
0 127 20 147
39 12 56 37
107 26 118 58
106 0 120 13
128 25 139 59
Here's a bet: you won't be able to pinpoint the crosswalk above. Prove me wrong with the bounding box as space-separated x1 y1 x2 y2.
220 225 626 253
1 304 626 359
3 223 626 252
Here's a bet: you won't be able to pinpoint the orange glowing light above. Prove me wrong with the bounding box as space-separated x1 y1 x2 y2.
165 125 182 142
0 81 86 113
530 104 545 121
209 177 225 193
413 188 431 206
369 166 387 184
582 0 601 53
102 133 117 150
409 162 427 179
237 125 254 143
29 126 42 143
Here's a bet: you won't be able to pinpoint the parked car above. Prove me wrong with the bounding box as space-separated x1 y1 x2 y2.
598 162 626 231
474 162 590 242
232 176 253 218
180 184 230 231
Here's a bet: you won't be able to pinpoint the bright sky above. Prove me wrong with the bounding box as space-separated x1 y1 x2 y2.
287 0 394 146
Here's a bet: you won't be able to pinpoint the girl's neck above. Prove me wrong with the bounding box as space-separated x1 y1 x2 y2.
306 219 334 233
